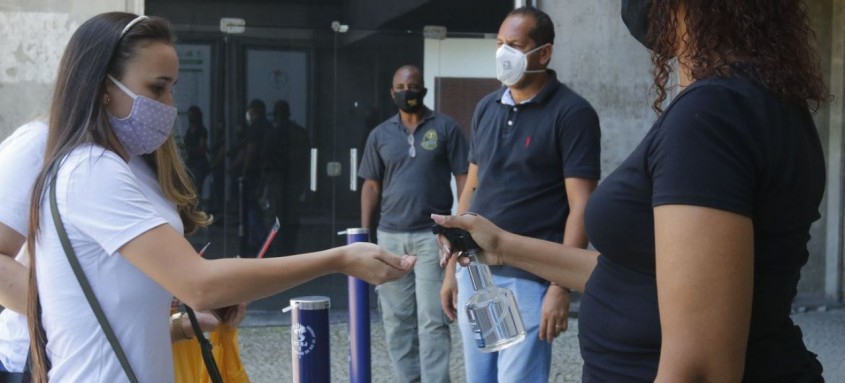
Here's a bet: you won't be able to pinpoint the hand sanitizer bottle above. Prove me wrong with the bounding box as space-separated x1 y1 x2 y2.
433 225 526 352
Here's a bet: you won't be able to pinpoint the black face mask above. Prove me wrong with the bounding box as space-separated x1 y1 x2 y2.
621 0 653 50
393 89 425 113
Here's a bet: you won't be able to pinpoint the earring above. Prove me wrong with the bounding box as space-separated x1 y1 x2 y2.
104 95 111 105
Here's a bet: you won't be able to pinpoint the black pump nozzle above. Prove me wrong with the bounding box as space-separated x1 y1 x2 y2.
431 224 479 252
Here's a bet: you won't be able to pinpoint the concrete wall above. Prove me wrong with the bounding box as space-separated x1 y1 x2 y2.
0 0 143 139
541 0 654 177
808 0 837 298
825 0 845 300
1 0 842 300
540 0 845 301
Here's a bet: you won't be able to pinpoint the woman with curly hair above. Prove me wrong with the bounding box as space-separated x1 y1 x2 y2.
434 0 829 381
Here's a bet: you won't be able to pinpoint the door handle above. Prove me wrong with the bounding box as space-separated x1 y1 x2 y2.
310 148 318 192
350 148 358 192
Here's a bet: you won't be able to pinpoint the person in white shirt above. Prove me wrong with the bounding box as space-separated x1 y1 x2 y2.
0 121 49 377
22 12 416 383
0 121 222 377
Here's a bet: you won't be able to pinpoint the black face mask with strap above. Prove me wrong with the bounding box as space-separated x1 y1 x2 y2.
621 0 653 50
393 89 426 113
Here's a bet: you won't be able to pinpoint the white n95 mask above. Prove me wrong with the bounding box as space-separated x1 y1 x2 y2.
495 44 548 86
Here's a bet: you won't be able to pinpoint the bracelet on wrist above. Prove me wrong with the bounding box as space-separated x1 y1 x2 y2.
171 312 192 340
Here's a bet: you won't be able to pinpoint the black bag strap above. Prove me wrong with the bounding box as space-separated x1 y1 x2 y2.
21 350 32 383
184 306 224 383
0 371 29 383
48 163 140 383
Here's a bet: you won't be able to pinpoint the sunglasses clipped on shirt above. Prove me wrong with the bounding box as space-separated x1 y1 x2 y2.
407 133 416 158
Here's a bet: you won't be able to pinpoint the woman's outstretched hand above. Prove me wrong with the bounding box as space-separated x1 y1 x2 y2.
341 242 416 284
431 213 505 268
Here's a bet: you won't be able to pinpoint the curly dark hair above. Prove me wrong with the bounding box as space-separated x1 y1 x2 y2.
646 0 830 114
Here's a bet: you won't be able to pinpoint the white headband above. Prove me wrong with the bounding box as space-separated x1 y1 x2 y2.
120 15 148 37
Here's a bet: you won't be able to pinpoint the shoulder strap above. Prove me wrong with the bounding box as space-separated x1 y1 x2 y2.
48 163 140 383
184 306 224 383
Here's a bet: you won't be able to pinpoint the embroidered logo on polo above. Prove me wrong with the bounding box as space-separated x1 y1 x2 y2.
421 129 438 150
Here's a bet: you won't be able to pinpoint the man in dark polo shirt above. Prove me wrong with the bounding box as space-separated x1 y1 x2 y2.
440 7 601 383
359 65 468 383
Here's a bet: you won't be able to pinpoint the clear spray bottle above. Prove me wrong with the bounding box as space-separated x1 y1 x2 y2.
433 225 526 352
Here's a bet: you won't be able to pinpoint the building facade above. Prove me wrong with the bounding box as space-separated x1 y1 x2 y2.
0 0 842 305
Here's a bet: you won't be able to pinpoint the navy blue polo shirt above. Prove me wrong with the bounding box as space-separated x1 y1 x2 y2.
469 70 601 242
359 109 469 232
581 69 825 381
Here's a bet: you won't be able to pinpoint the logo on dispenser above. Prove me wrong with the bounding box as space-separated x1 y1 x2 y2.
292 323 318 356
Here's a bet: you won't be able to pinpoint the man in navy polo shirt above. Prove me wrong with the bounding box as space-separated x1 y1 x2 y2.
440 7 601 382
359 65 468 383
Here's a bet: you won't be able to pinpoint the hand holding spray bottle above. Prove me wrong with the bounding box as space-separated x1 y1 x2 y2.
432 224 526 352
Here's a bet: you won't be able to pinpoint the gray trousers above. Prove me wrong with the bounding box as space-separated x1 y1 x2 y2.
376 230 451 383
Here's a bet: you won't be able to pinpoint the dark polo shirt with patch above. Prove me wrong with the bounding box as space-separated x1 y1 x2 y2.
359 109 469 232
469 70 601 242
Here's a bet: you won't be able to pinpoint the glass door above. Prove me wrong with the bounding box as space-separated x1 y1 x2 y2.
241 46 313 258
160 0 503 309
175 28 362 309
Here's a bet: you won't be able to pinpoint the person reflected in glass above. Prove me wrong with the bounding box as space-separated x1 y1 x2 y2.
229 99 271 255
259 99 310 256
183 105 209 204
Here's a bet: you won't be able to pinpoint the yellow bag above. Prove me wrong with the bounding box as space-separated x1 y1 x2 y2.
172 334 204 383
173 323 251 383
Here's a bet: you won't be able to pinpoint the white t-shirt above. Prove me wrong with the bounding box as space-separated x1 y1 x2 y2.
0 249 30 372
0 120 47 236
0 120 48 372
0 123 184 375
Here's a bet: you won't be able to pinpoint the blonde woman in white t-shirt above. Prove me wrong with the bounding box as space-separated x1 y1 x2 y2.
24 12 415 383
0 121 221 377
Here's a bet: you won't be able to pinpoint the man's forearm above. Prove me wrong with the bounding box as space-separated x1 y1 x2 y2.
562 211 589 249
457 186 474 215
455 174 468 204
457 164 478 214
361 184 380 229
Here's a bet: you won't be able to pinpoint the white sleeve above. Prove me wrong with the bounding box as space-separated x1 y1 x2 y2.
0 121 48 236
62 152 168 256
